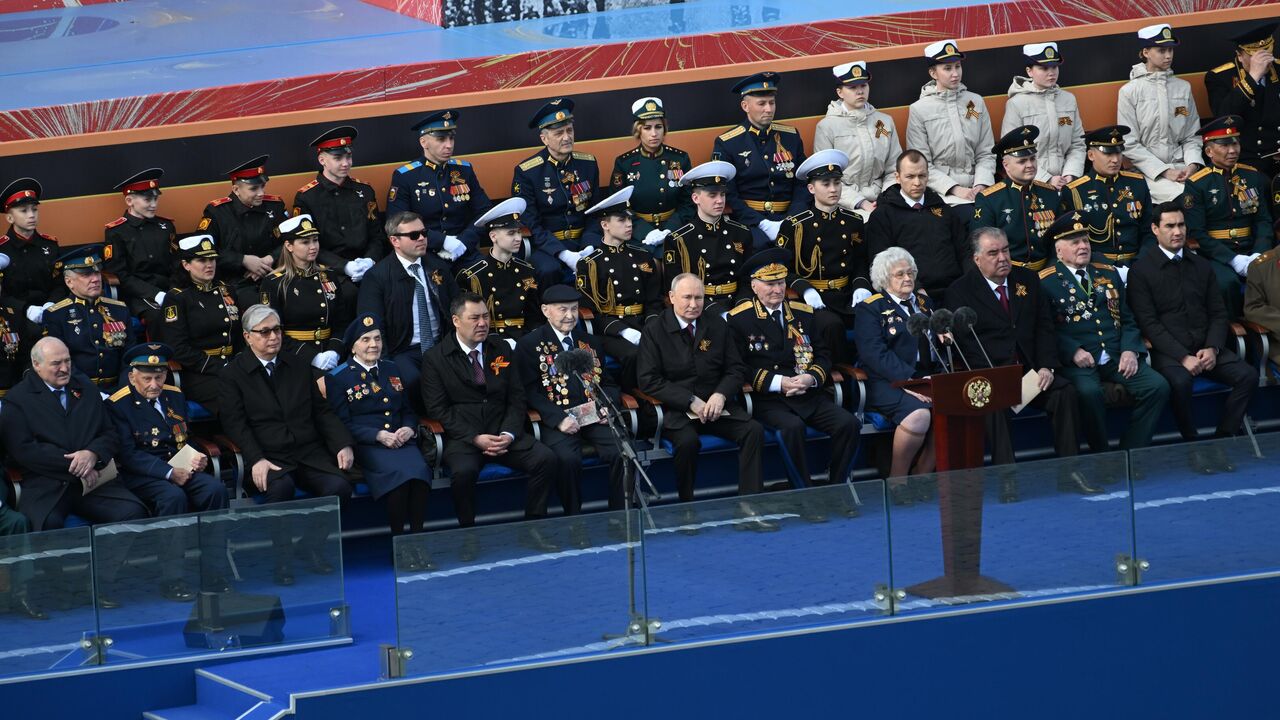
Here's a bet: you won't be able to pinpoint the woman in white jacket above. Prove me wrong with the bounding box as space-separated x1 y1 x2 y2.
1002 42 1086 190
906 39 995 206
1116 23 1202 203
812 60 902 219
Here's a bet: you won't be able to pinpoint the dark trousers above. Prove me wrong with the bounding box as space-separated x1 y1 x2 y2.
1062 360 1170 451
443 440 557 527
530 249 573 291
753 396 860 486
40 479 148 588
245 465 352 557
1156 356 1256 440
1206 258 1246 318
812 308 853 365
666 415 764 501
181 369 223 416
599 335 639 391
392 349 425 414
988 374 1080 464
541 423 626 512
124 472 227 516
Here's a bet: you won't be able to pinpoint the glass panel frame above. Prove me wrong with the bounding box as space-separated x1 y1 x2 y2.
0 525 97 679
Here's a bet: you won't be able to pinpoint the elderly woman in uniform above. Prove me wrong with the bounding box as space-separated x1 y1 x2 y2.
259 214 352 377
160 234 242 415
1116 24 1203 203
610 97 693 252
327 312 433 570
906 39 995 207
853 248 941 504
813 60 902 220
1002 42 1086 190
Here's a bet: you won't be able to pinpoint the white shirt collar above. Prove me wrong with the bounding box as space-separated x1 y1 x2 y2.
254 353 277 369
552 328 573 346
676 316 696 331
396 252 423 275
1158 245 1183 262
984 275 1007 293
900 190 924 207
457 335 481 357
353 358 377 373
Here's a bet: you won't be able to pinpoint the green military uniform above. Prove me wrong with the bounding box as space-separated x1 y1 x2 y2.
1058 125 1154 266
975 180 1059 270
1244 247 1280 364
1184 163 1274 316
609 145 692 243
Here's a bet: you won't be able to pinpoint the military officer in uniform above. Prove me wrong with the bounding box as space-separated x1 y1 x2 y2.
42 245 134 392
576 187 663 390
456 198 542 345
663 161 752 316
0 177 61 322
1058 126 1154 279
0 269 39 397
712 72 808 251
293 126 386 282
1205 22 1280 176
1245 245 1280 365
1184 115 1274 318
511 98 600 289
1040 212 1169 451
258 215 351 374
612 97 693 251
103 167 176 327
198 155 289 307
776 149 868 364
974 126 1060 272
159 235 242 415
387 109 492 269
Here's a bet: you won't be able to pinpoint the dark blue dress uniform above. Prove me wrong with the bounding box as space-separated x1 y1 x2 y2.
103 168 177 321
43 246 134 389
0 177 61 310
1204 23 1280 176
1058 126 1154 266
455 256 541 342
663 162 751 314
198 156 288 302
293 126 387 270
0 296 37 397
853 290 937 424
327 356 429 501
259 267 352 368
974 125 1060 271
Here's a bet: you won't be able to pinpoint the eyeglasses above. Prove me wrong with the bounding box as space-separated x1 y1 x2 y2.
890 269 918 279
392 230 427 241
248 325 283 336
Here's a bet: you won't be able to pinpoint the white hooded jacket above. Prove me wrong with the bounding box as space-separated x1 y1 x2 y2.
1116 63 1203 180
906 81 996 197
813 100 903 211
1002 76 1086 180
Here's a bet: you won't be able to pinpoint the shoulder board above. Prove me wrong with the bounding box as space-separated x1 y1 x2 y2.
162 384 181 393
519 156 544 171
266 268 287 278
571 151 596 162
624 242 648 253
618 147 640 158
723 218 750 230
105 217 126 228
1211 62 1235 73
209 197 232 207
48 298 73 311
0 235 7 245
458 260 487 277
262 194 283 202
1236 162 1258 172
447 158 472 167
1038 267 1056 280
1066 176 1090 189
1032 180 1056 191
671 222 696 236
771 124 798 134
718 126 746 141
1090 262 1115 271
1189 167 1213 182
348 177 368 186
170 287 186 295
729 299 755 316
1119 171 1145 180
100 297 127 307
862 293 883 304
297 179 319 193
580 248 602 263
1253 250 1275 265
108 387 132 402
396 160 423 174
663 145 689 156
511 257 534 269
788 210 814 224
788 301 813 312
981 182 1007 197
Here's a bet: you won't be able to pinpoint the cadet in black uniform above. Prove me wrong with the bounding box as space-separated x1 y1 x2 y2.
103 168 176 327
258 214 352 374
456 198 542 345
387 109 492 269
0 177 60 322
1205 22 1280 176
292 126 386 281
198 155 289 307
663 161 752 316
611 96 693 251
42 245 134 391
0 271 41 398
159 235 242 415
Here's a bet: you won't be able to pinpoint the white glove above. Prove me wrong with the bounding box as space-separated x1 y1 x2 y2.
505 337 517 350
100 392 110 401
153 291 166 307
621 328 642 345
443 235 466 260
642 229 669 246
344 260 371 282
0 253 9 271
802 288 825 310
1116 265 1129 284
852 288 873 304
557 246 595 269
26 305 45 324
310 351 339 371
1230 255 1252 276
436 250 453 261
758 219 781 240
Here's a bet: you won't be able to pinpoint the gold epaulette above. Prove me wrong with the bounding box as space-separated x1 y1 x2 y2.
1237 162 1259 172
1038 266 1056 280
771 124 798 134
718 126 746 141
729 299 755 316
48 298 73 311
108 387 131 402
1090 262 1116 271
788 301 813 312
1189 167 1214 182
163 384 182 393
1066 176 1090 189
1032 180 1056 191
1119 170 1145 180
981 182 1007 196
100 297 127 307
787 210 814 224
1211 62 1235 73
571 151 596 162
519 156 544 171
512 257 534 269
862 293 883 304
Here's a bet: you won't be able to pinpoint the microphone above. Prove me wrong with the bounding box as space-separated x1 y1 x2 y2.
553 347 596 377
929 310 957 373
905 313 949 373
952 306 994 369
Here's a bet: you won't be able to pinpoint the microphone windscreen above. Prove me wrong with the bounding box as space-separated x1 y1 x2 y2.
553 348 596 376
905 313 930 336
930 309 954 334
952 306 977 331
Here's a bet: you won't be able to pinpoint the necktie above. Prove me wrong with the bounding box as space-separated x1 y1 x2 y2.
686 322 696 342
562 336 573 353
996 284 1010 314
265 360 275 377
912 202 923 211
771 309 782 329
1076 269 1091 295
468 349 485 385
900 299 913 315
369 365 379 379
410 264 439 354
1170 253 1181 263
55 388 66 410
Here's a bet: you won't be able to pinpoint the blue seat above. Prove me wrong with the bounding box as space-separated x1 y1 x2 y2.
187 401 213 421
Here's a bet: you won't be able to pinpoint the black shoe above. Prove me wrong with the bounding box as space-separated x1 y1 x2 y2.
160 580 195 602
1058 471 1103 495
96 593 121 610
911 478 935 503
1208 445 1236 473
459 536 480 562
520 526 561 553
889 484 914 506
413 547 437 572
203 576 232 594
569 522 591 549
273 564 295 587
606 517 628 542
12 591 47 620
1000 477 1019 504
305 549 335 575
1188 448 1217 475
397 547 424 572
676 508 701 536
799 498 829 523
734 503 779 532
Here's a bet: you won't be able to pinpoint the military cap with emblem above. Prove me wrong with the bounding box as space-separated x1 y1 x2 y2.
1137 23 1179 47
731 72 781 96
540 284 580 304
1084 125 1130 153
411 109 460 136
311 125 357 155
832 60 871 86
474 197 527 229
679 160 737 189
275 213 321 242
1229 22 1277 52
113 167 164 197
529 98 575 130
57 244 105 273
343 312 384 349
742 247 791 282
994 125 1041 158
797 149 849 182
176 233 219 260
1 177 41 211
924 39 965 65
1047 212 1091 243
1199 114 1244 144
225 155 269 185
585 186 634 218
1022 41 1061 66
123 342 173 371
631 97 665 121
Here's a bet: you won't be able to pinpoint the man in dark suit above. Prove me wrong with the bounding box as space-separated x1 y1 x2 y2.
422 292 559 551
1128 201 1256 473
637 274 773 530
515 285 626 517
218 304 354 585
945 227 1098 499
356 209 458 411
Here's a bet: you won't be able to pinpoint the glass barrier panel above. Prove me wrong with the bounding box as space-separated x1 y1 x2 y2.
394 510 638 677
640 480 890 643
0 525 97 678
1130 434 1280 583
888 452 1132 614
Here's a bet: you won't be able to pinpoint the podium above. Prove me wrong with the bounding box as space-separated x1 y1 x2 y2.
893 365 1024 599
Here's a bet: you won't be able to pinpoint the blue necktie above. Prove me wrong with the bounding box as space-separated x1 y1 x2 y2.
55 388 66 410
411 263 438 353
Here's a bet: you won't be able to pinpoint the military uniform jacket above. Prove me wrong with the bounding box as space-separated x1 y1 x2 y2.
160 282 241 374
514 324 620 428
609 145 692 235
1205 58 1280 169
455 256 541 339
327 358 418 443
388 157 492 250
42 295 134 385
107 383 192 480
812 101 902 211
1183 163 1275 264
906 82 997 194
258 267 350 362
421 335 533 447
103 213 177 313
1002 78 1087 180
1244 248 1280 362
512 148 600 257
777 207 869 311
575 242 664 337
711 122 808 226
727 298 830 401
635 309 750 431
974 180 1060 268
1117 64 1203 179
293 173 387 269
1039 261 1143 363
0 297 38 394
0 227 59 309
199 194 288 283
1059 170 1154 263
852 291 937 384
662 216 750 296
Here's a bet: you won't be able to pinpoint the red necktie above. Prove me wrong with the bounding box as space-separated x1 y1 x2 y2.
686 322 696 342
468 349 485 385
996 284 1010 314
